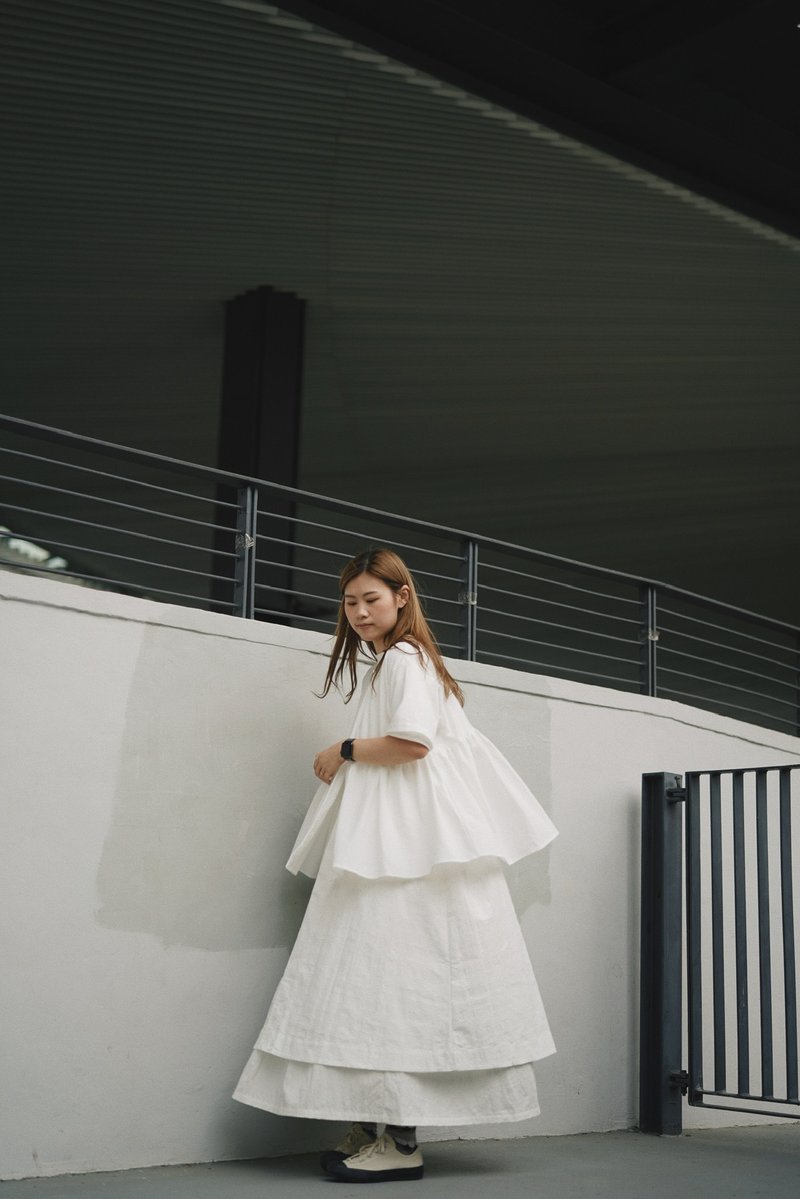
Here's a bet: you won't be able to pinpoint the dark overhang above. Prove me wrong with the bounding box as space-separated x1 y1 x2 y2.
273 0 800 239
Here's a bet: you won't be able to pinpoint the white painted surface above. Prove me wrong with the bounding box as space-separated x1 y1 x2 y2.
1 569 798 1179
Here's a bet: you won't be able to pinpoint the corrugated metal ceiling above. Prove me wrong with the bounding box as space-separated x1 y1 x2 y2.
1 0 799 618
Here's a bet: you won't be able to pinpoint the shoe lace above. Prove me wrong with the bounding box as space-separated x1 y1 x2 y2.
343 1124 373 1152
350 1133 389 1161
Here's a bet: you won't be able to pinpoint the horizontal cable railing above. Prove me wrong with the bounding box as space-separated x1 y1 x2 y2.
1 412 798 737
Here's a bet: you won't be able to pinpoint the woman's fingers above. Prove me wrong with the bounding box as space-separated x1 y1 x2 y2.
313 744 343 782
313 757 335 781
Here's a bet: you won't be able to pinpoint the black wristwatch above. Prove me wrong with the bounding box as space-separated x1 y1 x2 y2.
340 738 355 761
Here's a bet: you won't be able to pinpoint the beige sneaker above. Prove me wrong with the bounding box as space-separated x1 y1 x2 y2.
326 1131 424 1182
319 1122 377 1172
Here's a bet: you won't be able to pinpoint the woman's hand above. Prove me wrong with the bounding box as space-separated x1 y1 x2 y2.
313 735 429 784
313 742 344 785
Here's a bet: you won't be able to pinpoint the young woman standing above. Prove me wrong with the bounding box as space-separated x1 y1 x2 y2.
233 548 558 1183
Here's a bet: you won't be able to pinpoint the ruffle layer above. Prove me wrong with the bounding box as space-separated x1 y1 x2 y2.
285 725 558 881
233 1049 542 1125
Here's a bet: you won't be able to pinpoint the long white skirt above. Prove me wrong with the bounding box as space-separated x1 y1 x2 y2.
233 825 555 1126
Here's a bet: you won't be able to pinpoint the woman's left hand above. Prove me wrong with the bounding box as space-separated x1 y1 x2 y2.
313 743 344 785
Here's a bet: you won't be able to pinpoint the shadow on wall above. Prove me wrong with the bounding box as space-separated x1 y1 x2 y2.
95 624 318 952
96 629 555 951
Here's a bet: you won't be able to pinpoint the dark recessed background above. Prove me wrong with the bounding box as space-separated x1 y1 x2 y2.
1 0 798 624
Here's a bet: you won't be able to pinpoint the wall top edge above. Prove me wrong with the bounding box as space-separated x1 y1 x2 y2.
4 568 799 757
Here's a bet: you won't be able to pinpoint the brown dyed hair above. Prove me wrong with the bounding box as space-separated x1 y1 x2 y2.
318 547 465 706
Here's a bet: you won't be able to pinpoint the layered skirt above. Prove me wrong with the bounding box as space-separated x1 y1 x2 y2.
233 824 556 1126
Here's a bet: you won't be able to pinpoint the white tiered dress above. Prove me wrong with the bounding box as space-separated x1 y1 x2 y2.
232 642 558 1126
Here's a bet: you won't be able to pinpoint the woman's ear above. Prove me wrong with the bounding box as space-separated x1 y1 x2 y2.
397 584 410 608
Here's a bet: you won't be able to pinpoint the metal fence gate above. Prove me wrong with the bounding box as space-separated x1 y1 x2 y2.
639 767 800 1133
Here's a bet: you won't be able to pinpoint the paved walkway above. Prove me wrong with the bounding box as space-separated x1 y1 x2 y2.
4 1125 799 1198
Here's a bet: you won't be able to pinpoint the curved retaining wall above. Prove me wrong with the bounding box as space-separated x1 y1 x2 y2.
2 570 798 1179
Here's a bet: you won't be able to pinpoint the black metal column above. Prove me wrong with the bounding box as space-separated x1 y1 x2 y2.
685 771 703 1110
212 284 305 620
639 771 685 1134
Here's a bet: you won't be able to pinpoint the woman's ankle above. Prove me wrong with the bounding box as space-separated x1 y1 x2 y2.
385 1124 418 1150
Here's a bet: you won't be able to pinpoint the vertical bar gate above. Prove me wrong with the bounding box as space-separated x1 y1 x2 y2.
640 765 800 1132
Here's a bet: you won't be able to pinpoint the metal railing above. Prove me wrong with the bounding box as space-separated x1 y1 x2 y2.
1 412 799 738
640 768 800 1133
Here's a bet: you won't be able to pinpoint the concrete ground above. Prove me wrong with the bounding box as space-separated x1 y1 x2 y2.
3 1125 799 1199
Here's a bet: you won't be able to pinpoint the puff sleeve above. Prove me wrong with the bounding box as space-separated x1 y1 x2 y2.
382 645 442 751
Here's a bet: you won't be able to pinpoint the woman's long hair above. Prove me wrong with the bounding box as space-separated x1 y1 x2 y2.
318 547 465 706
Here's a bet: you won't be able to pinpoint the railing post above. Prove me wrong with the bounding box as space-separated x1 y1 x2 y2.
233 484 258 618
639 584 658 697
459 539 478 661
639 771 685 1134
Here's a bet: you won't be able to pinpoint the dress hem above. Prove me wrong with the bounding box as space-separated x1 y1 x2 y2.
255 1037 557 1072
231 1088 542 1126
291 839 558 881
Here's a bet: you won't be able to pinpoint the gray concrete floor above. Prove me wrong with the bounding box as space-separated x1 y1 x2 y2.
3 1126 800 1198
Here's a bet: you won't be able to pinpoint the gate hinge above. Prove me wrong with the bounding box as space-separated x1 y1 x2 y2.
669 1070 690 1095
458 591 478 605
235 533 255 550
666 787 687 803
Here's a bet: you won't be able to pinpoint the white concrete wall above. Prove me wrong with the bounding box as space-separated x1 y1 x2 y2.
1 569 799 1180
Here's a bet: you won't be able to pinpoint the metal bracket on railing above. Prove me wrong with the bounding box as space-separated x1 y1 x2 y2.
648 629 660 641
235 533 255 550
458 591 478 605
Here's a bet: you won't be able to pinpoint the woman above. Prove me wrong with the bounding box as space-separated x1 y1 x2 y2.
233 548 557 1183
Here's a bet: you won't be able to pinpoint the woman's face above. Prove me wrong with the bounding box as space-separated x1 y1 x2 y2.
343 571 409 650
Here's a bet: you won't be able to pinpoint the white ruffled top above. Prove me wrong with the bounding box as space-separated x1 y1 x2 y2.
285 641 558 880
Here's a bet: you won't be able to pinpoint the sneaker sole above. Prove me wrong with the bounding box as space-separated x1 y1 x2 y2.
320 1151 348 1172
327 1161 424 1182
